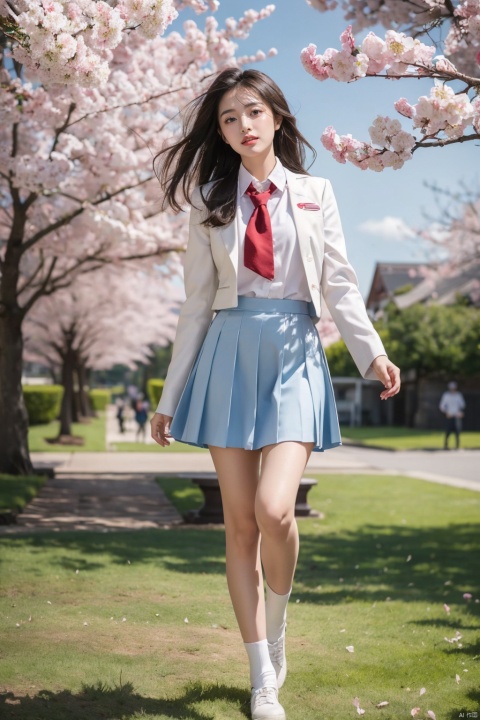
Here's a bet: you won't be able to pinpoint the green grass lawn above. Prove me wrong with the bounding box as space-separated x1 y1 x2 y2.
1 474 479 719
28 414 107 452
341 426 480 450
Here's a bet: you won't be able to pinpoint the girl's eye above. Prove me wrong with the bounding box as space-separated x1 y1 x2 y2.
251 108 263 116
224 117 235 124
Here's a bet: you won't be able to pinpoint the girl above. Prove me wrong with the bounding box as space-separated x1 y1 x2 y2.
150 68 400 720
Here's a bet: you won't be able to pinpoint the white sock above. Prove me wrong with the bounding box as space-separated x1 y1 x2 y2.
266 585 291 643
244 639 277 690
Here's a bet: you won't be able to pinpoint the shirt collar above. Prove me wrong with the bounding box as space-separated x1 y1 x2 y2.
238 157 286 198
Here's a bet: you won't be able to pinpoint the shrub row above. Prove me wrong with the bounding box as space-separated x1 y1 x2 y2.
23 386 112 424
89 389 111 411
147 379 165 409
23 385 63 425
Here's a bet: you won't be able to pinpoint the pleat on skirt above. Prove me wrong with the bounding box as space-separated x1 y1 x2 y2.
170 296 342 452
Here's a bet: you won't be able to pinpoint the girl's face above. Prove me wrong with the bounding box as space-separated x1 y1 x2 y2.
217 87 281 162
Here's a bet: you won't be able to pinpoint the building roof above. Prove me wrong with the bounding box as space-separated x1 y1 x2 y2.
366 262 427 311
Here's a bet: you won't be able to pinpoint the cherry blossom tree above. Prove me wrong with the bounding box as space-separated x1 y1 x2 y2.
302 1 480 170
0 1 276 473
410 183 480 304
24 263 182 438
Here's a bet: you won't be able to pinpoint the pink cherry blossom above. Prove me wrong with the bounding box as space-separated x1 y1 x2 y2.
0 1 276 472
302 6 480 170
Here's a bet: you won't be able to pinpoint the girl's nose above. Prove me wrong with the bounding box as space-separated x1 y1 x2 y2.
240 116 252 133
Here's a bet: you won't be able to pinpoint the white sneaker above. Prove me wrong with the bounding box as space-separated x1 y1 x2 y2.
268 633 287 688
251 686 286 720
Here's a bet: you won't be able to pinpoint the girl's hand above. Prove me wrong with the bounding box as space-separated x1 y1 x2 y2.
150 412 173 447
370 356 401 400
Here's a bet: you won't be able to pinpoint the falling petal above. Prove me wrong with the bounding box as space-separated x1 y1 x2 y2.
376 701 389 707
463 593 472 600
47 601 52 605
406 555 412 562
420 688 426 696
455 674 460 684
184 617 189 623
427 712 436 720
15 623 20 627
83 622 88 626
340 628 346 633
75 569 79 574
444 580 452 586
122 617 127 622
411 709 421 718
443 603 450 614
353 698 366 715
346 646 355 653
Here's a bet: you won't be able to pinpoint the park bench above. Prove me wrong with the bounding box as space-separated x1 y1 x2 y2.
176 472 320 524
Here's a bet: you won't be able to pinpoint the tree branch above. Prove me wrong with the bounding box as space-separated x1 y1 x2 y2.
413 133 480 150
20 175 153 254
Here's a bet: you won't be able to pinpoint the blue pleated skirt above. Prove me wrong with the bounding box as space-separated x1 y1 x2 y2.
170 296 342 452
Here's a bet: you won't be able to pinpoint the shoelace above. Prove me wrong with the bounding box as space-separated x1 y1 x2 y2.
252 687 278 706
268 637 285 665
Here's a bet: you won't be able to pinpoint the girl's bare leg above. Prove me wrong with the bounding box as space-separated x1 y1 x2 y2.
208 446 264 643
256 442 314 595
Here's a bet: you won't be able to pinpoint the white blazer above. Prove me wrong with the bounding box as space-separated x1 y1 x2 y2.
156 168 386 417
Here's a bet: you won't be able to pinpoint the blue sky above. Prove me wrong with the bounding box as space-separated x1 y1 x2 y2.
175 0 477 295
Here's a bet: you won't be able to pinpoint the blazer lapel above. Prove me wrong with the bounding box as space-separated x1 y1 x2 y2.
285 169 322 256
217 205 240 274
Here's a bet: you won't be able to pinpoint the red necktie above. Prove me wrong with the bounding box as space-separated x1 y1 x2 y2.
244 181 276 280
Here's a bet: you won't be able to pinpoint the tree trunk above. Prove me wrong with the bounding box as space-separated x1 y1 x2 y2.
0 187 33 476
71 363 80 423
78 362 95 418
0 312 33 475
59 342 75 436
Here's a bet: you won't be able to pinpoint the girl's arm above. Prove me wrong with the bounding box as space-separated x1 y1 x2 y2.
319 179 400 395
155 188 218 418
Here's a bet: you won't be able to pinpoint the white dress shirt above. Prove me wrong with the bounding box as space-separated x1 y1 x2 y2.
237 159 311 301
439 391 465 417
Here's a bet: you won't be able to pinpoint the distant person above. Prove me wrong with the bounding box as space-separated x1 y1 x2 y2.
127 384 139 411
439 381 466 450
134 395 149 443
115 397 125 434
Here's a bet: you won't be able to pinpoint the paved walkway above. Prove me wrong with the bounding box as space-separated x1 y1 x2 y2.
30 445 480 494
3 408 478 535
1 472 182 535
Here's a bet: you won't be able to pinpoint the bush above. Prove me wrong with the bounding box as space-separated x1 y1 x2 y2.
89 388 111 411
147 379 165 409
325 340 358 377
23 385 63 425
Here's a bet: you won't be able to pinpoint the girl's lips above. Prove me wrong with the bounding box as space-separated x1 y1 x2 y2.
242 136 258 145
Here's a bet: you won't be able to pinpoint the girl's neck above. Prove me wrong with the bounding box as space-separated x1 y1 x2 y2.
241 150 277 183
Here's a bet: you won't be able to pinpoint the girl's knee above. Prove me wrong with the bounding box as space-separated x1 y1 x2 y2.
225 514 260 552
255 499 294 539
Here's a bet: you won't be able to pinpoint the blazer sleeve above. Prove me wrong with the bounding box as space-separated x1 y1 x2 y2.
156 188 218 416
320 179 387 380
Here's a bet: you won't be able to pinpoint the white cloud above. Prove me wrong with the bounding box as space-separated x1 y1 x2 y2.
358 216 416 241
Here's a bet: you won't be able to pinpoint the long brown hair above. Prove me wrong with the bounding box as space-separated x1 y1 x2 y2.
154 68 316 227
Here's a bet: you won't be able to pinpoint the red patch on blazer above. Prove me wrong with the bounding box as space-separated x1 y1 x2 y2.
297 202 321 211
